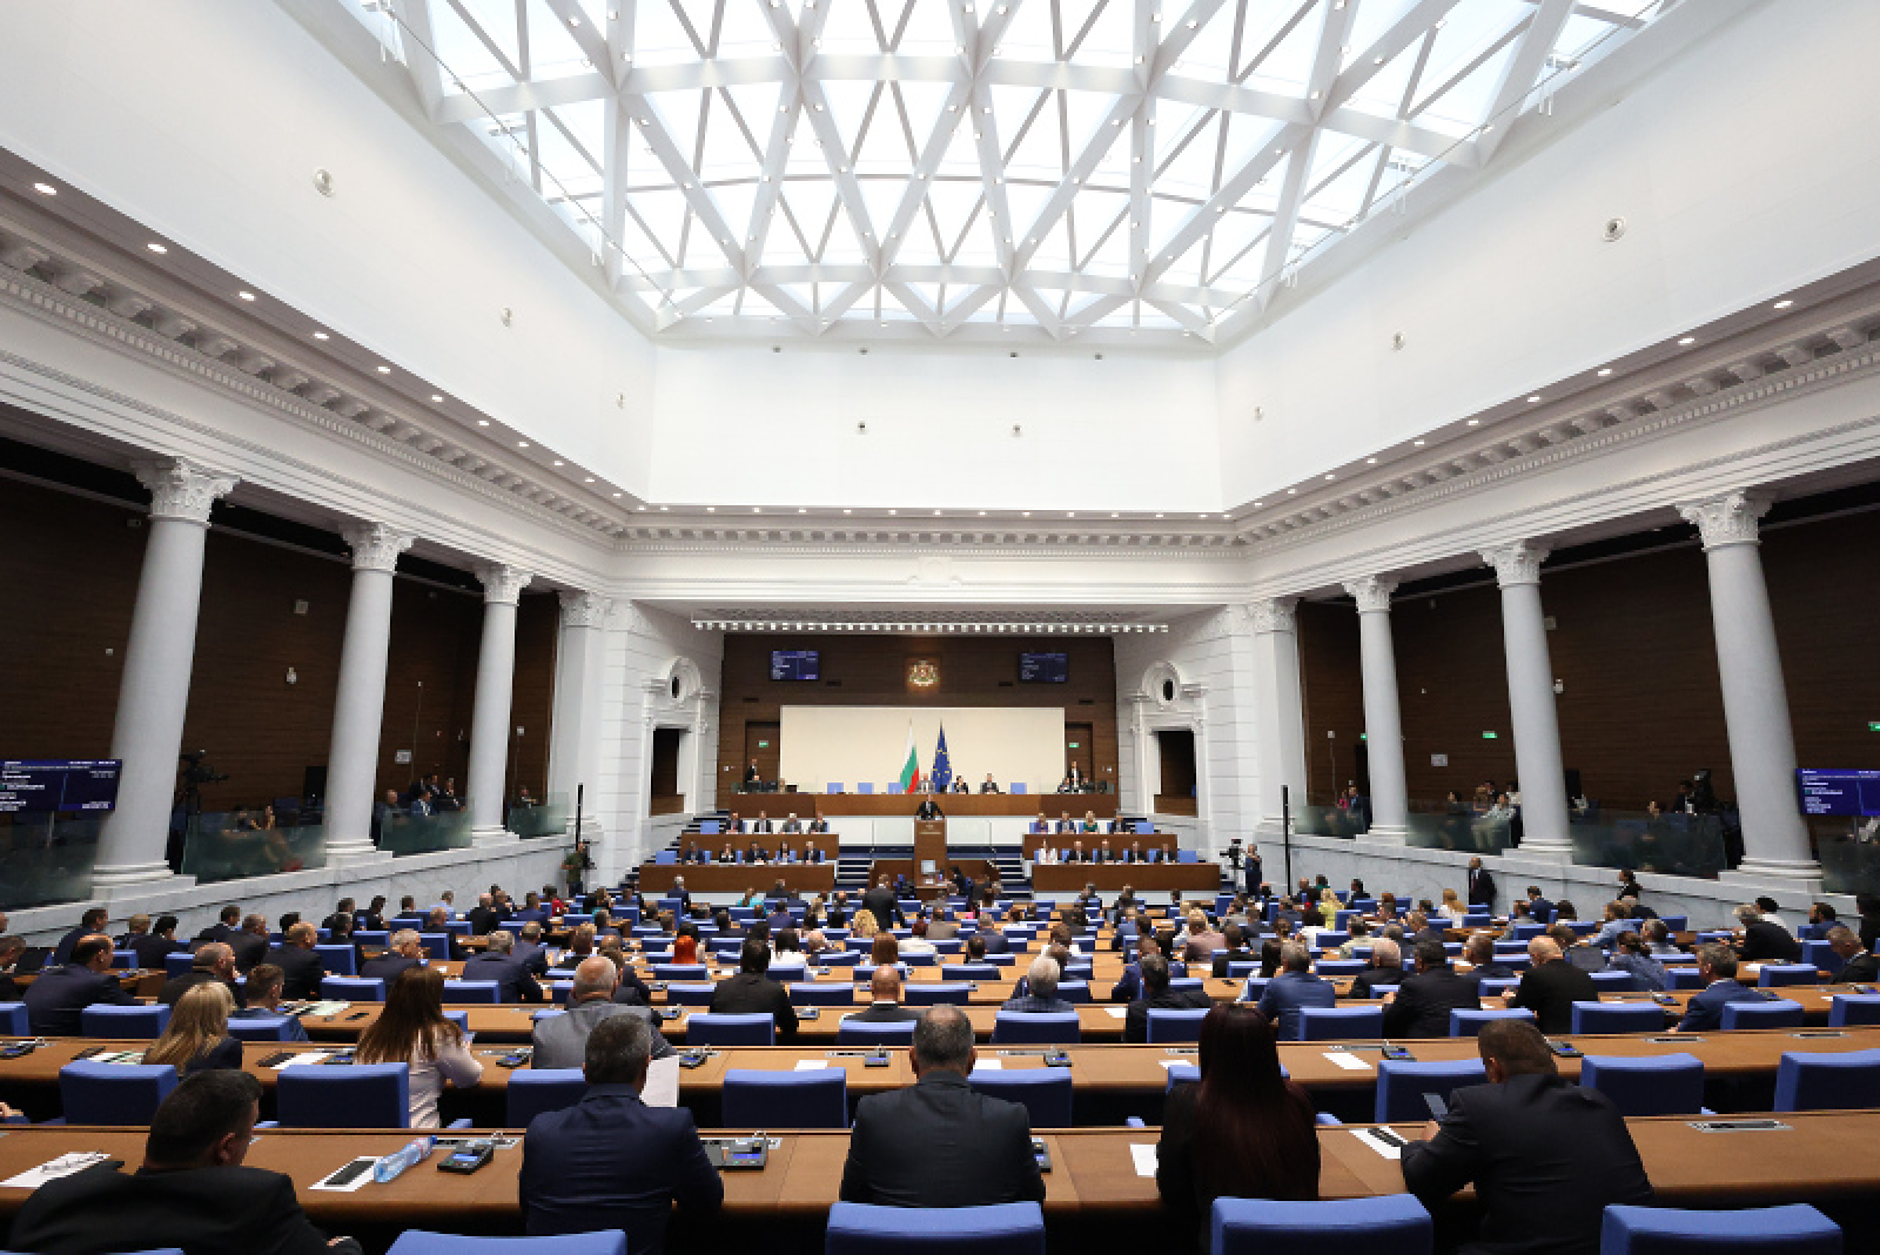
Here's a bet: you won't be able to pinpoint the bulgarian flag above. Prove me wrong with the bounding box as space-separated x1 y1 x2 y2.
898 722 921 794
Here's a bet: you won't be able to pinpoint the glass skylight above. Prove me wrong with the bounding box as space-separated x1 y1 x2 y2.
342 0 1664 344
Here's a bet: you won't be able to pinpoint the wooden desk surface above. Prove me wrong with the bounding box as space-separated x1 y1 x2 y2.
636 865 837 894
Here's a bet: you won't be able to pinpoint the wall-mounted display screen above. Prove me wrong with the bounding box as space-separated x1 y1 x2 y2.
770 650 821 681
1797 768 1880 816
0 760 122 814
1019 652 1069 683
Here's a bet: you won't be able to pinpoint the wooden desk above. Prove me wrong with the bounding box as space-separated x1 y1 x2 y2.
635 865 836 894
1022 833 1173 859
1032 864 1221 893
744 794 1116 819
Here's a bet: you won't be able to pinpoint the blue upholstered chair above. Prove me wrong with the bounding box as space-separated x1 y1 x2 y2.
276 1062 411 1128
1571 1001 1666 1035
59 1060 179 1125
1772 1048 1880 1113
322 976 387 1002
687 1013 775 1046
1827 994 1880 1028
837 1020 917 1047
1450 1008 1533 1037
314 944 358 976
1579 1054 1707 1117
441 980 500 1003
1212 1195 1433 1255
666 983 718 1007
723 1067 848 1128
506 1068 588 1126
1147 1008 1212 1044
790 983 856 1006
1720 999 1804 1031
387 1231 627 1255
1299 1006 1384 1042
80 1003 172 1039
1758 964 1821 988
990 1012 1081 1045
826 1202 1045 1255
226 1015 297 1043
905 983 973 1006
970 1068 1073 1128
1374 1059 1488 1123
0 1003 28 1035
1599 1203 1841 1254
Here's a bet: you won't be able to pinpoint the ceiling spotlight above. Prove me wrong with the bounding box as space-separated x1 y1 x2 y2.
430 394 444 403
1597 367 1613 376
613 492 623 498
477 419 490 427
752 507 761 513
706 506 716 512
238 291 256 302
376 365 391 374
1366 457 1378 465
146 242 168 254
313 331 330 340
1466 419 1480 426
659 505 669 511
1526 395 1542 403
584 476 595 482
32 182 56 195
1324 474 1335 481
517 441 530 448
1678 335 1696 345
1413 439 1426 446
1773 299 1794 310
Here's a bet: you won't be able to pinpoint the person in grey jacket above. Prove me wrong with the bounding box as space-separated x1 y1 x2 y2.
532 957 673 1069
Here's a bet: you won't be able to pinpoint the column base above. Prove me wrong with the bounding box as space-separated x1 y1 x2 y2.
471 826 520 847
89 863 196 898
1721 860 1823 891
326 840 395 868
1363 825 1409 845
1511 836 1574 862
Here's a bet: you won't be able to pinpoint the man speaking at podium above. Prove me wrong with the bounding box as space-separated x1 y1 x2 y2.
915 795 945 821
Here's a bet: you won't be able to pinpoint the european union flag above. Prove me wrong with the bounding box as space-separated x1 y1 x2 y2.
931 725 953 792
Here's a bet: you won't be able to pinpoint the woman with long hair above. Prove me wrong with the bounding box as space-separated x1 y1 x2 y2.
869 932 900 967
671 931 699 965
355 967 483 1128
1438 887 1466 923
1156 1004 1319 1251
143 983 242 1075
851 909 880 940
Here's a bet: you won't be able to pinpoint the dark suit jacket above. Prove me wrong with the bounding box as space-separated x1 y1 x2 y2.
849 1001 924 1024
1740 920 1801 962
265 946 327 1001
10 1162 355 1255
1254 971 1337 1039
840 1071 1045 1207
229 933 270 973
50 927 90 968
1468 869 1498 908
1382 967 1483 1039
860 887 903 928
708 973 798 1036
158 971 242 1008
129 934 181 971
512 941 551 977
462 951 544 1003
1349 965 1409 999
195 923 237 946
1124 986 1211 1044
1509 960 1599 1035
519 1083 722 1252
1840 952 1880 984
466 906 502 936
360 954 423 986
1674 978 1762 1032
1401 1073 1652 1255
22 966 137 1036
1528 898 1555 925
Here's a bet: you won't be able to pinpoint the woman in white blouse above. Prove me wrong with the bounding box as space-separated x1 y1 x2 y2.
354 966 483 1128
1437 887 1467 923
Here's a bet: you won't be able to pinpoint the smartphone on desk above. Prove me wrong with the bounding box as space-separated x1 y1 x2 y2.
797 1007 821 1020
1547 1040 1583 1058
438 1145 493 1174
1382 1045 1415 1061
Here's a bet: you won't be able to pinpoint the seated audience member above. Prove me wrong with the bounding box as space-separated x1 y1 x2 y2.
535 956 672 1069
23 934 137 1035
850 965 925 1024
466 893 502 935
839 1004 1045 1207
1181 910 1228 963
708 940 798 1038
129 914 184 971
1503 937 1598 1035
554 923 602 972
53 908 111 967
1350 937 1409 998
1124 953 1211 1044
1005 955 1076 1015
361 930 426 985
0 934 26 1001
1735 902 1802 962
234 963 310 1042
144 982 244 1075
1604 931 1668 992
1210 923 1256 978
1462 933 1517 981
354 967 483 1128
462 929 546 1003
512 921 551 977
1827 925 1880 984
1591 901 1637 949
1382 939 1483 1039
264 922 326 1001
1755 896 1792 933
520 1014 721 1247
1639 918 1682 957
229 914 271 973
1157 1005 1319 1253
422 907 467 961
1250 943 1336 1039
900 918 938 957
8 1070 361 1255
160 942 240 1008
1436 888 1467 923
1673 943 1765 1032
1402 1019 1653 1254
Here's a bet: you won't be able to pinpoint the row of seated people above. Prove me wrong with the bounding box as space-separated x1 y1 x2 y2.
1030 814 1152 836
710 812 830 834
1033 840 1188 864
671 843 828 864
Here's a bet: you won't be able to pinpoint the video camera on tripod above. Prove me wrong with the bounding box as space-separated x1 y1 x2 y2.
177 750 228 814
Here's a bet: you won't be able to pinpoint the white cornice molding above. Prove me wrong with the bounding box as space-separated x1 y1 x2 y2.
613 529 1248 555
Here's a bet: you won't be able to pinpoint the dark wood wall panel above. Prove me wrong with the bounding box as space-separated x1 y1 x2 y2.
1300 510 1880 812
1 478 557 814
715 634 1118 793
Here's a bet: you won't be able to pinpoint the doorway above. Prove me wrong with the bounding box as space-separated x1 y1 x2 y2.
743 721 781 789
649 727 683 816
1064 722 1093 785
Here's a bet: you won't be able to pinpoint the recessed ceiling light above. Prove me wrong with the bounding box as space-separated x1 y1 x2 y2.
477 419 490 427
1466 419 1480 426
1287 488 1297 495
517 441 529 448
32 182 56 195
1773 299 1794 310
1597 367 1612 376
430 394 444 402
1526 395 1542 403
313 331 329 340
613 492 622 498
1678 336 1696 345
888 509 897 514
752 507 761 513
146 242 168 254
1067 512 1076 517
1110 512 1119 518
706 506 716 512
1022 511 1031 517
1365 457 1378 465
637 505 647 511
1324 474 1335 481
238 291 257 302
798 507 807 513
978 510 987 515
933 509 942 516
1414 439 1426 446
659 505 669 511
842 508 851 514
584 476 594 482
376 365 391 373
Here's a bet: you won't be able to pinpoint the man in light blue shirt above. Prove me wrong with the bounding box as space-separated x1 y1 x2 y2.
1248 942 1336 1039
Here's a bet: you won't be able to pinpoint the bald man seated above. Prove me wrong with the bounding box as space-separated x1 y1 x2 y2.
532 956 673 1069
847 965 924 1025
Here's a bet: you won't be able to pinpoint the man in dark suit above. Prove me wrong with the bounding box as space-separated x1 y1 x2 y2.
1383 938 1484 1039
708 940 798 1038
1402 1018 1652 1255
1123 953 1210 1044
460 929 544 1003
513 921 552 977
195 905 242 946
1252 943 1337 1039
264 922 327 1001
1467 857 1498 912
1673 943 1765 1032
22 935 137 1036
914 796 944 821
229 914 271 973
848 965 925 1025
979 774 1001 793
1734 904 1802 962
158 943 241 1008
361 930 426 986
10 1070 359 1255
1504 937 1598 1035
233 965 311 1043
1463 933 1519 981
1828 926 1880 984
129 914 183 972
466 893 503 936
861 878 904 930
840 1004 1045 1207
1349 938 1410 999
1526 887 1555 925
50 908 109 968
520 1013 721 1249
752 811 775 834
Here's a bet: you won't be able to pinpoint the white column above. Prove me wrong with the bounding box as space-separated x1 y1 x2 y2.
322 523 415 862
466 562 532 842
1252 598 1309 841
547 590 610 831
1481 541 1572 855
1679 490 1820 884
1344 576 1408 842
93 458 237 893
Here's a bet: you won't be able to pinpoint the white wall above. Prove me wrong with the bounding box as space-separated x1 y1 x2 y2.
1215 0 1880 506
779 705 1064 794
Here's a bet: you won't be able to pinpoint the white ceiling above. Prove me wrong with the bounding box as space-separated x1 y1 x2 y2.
339 0 1662 346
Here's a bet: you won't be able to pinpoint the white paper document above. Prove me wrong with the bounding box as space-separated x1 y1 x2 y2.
971 1060 1003 1071
1354 1128 1405 1160
1129 1144 1159 1178
1104 1006 1129 1019
793 1059 830 1071
642 1054 681 1108
1159 1059 1196 1070
1323 1051 1373 1072
0 1152 114 1190
272 1051 334 1070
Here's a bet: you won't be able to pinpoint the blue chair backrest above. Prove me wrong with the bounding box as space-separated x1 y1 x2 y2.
442 980 500 1004
1665 966 1707 991
1299 1006 1383 1041
387 1231 627 1255
226 1015 296 1043
1758 963 1821 988
1599 1203 1840 1255
323 976 387 1002
277 1062 411 1127
688 1013 775 1046
314 944 358 976
857 783 874 794
112 949 137 970
970 1069 1073 1128
506 1068 589 1126
1828 994 1880 1028
164 952 197 979
667 983 718 1007
943 964 999 981
1375 1059 1489 1123
700 821 721 835
790 983 856 1006
722 1067 848 1128
1802 940 1843 978
81 1003 172 1039
1570 1001 1666 1035
1656 915 1688 933
1056 980 1091 1004
990 1012 1081 1045
1146 1008 1211 1043
652 964 710 980
837 1019 917 1046
1580 1053 1706 1116
653 850 677 864
416 933 452 961
826 1202 1045 1255
1721 999 1805 1031
1212 1195 1432 1255
1450 1008 1533 1037
1774 1048 1880 1112
0 1002 28 1035
905 983 972 1006
821 951 862 968
1136 821 1153 835
59 1060 180 1124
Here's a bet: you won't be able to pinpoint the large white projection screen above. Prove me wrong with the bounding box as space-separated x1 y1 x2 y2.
779 706 1066 794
